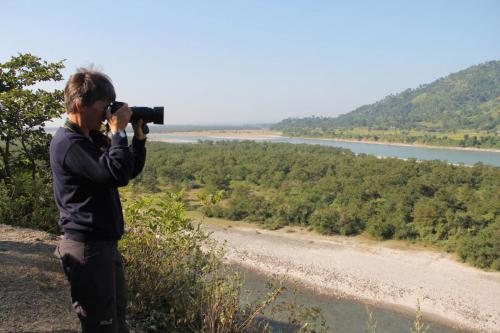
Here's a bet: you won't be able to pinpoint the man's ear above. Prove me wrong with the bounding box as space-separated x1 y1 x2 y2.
74 100 83 113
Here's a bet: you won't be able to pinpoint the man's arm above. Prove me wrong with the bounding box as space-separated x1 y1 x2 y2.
64 135 134 187
130 137 146 179
130 119 147 179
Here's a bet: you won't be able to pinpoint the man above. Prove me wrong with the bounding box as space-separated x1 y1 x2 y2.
49 68 146 332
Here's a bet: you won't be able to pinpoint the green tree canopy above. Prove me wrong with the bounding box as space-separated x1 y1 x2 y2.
0 53 65 181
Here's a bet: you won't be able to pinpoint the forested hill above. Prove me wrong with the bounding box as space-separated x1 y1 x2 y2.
273 61 500 132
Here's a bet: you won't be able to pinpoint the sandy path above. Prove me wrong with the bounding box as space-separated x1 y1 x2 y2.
203 224 500 333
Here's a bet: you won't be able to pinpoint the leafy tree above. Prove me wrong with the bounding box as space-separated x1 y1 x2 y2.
310 206 340 235
197 189 224 217
0 53 65 182
0 53 64 233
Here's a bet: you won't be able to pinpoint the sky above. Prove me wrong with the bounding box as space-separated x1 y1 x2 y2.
2 0 499 125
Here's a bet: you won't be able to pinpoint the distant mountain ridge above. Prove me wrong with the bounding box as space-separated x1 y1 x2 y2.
274 61 500 132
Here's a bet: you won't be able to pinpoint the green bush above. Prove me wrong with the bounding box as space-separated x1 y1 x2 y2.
457 221 500 270
0 173 59 233
119 191 328 332
310 207 340 235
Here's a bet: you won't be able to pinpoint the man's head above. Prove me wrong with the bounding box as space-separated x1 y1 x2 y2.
64 68 116 131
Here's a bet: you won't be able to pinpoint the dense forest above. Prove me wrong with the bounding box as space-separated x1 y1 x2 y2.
273 61 500 148
133 141 500 270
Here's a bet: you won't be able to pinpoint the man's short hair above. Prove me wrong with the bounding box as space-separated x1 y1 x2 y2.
64 68 116 114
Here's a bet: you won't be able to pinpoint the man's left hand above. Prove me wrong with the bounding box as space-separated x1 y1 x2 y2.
133 119 147 140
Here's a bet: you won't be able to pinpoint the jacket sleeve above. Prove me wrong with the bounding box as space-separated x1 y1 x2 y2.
64 134 134 187
130 137 147 179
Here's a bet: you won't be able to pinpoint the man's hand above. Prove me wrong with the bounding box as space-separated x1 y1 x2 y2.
106 103 131 133
132 119 147 140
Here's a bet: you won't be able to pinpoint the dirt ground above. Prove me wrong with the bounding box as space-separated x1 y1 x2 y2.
0 224 79 333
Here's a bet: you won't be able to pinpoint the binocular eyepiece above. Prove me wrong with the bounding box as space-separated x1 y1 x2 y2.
109 101 164 125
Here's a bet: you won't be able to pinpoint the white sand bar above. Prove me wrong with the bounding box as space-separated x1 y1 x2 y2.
205 224 500 332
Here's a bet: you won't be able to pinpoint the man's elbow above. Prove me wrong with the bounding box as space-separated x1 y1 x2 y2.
116 177 130 187
131 163 145 179
105 168 132 187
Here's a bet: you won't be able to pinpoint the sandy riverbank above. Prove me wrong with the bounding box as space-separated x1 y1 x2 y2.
200 222 500 333
152 130 500 153
302 136 500 153
160 130 284 139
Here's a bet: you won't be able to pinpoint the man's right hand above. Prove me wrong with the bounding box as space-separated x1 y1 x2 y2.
106 103 132 133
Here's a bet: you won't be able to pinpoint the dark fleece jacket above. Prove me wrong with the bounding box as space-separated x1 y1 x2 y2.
49 126 146 241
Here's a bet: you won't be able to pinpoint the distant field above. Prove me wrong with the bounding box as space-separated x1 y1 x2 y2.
286 126 500 149
331 127 490 140
165 129 283 138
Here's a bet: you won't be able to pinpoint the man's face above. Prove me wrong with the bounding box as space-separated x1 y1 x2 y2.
81 100 109 131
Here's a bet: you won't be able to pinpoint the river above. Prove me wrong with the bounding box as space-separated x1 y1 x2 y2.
239 267 467 333
202 221 496 333
148 133 500 167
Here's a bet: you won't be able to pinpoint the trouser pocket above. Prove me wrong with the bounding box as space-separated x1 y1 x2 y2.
55 238 85 282
56 239 119 332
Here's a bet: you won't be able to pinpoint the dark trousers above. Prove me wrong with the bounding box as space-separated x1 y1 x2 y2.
55 238 129 333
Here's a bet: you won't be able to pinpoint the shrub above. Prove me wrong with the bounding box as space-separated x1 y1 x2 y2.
457 222 500 270
310 207 340 235
119 192 328 332
367 219 396 240
0 173 59 233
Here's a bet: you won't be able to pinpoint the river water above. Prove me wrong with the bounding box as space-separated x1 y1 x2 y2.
148 134 500 167
238 267 467 333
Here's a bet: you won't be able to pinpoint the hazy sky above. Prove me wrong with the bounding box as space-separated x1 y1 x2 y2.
2 0 499 125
